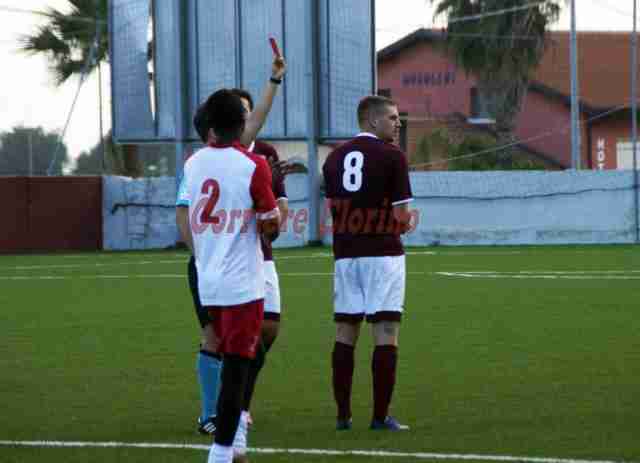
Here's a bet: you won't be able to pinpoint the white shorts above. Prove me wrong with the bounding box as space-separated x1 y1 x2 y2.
333 255 405 323
264 260 281 320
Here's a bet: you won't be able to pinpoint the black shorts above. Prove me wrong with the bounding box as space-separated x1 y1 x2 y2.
188 255 210 328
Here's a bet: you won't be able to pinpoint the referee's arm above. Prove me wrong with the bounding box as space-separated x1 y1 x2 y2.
176 206 194 254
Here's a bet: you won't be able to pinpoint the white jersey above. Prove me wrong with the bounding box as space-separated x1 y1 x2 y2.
177 142 278 306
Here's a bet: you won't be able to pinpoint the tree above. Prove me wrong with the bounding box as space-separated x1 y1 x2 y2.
448 133 547 170
0 126 70 176
432 0 562 167
20 0 108 86
72 131 125 176
72 132 176 177
20 0 143 177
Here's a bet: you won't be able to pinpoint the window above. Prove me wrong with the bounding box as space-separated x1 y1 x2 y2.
399 112 408 152
616 141 640 170
469 87 495 124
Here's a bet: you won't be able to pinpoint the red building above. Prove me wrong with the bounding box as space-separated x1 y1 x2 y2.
377 29 638 170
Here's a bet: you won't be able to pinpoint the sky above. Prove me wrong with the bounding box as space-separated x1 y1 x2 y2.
0 0 636 167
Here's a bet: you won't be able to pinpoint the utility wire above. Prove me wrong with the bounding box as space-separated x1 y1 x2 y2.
411 103 629 168
448 1 547 24
47 27 101 175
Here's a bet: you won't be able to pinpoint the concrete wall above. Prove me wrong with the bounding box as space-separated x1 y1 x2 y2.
401 170 638 246
103 171 639 250
102 174 311 251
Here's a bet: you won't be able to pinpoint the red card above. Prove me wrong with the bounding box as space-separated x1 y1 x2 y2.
269 37 281 57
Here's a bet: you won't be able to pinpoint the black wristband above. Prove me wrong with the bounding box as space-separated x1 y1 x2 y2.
270 77 282 85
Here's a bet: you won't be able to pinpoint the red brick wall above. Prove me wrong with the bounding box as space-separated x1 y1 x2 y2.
0 178 29 251
378 43 605 170
378 42 476 118
0 177 102 253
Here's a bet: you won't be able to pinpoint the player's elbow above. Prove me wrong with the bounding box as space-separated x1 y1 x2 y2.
392 204 411 225
392 204 412 234
259 217 280 242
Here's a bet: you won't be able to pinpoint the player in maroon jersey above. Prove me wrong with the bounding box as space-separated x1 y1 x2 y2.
322 95 413 431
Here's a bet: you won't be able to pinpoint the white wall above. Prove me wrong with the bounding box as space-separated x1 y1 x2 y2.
103 171 640 250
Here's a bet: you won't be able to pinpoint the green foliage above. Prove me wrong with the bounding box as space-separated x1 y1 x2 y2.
413 135 432 166
72 133 177 177
0 126 70 175
431 0 563 163
20 0 108 86
449 133 547 170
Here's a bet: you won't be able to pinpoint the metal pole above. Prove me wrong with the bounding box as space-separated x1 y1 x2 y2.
174 0 188 236
632 0 639 242
28 131 33 176
98 61 106 173
570 0 581 169
306 0 321 244
175 2 189 199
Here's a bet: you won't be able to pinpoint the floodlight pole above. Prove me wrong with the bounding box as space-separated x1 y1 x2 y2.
174 1 188 243
306 0 321 244
632 0 639 243
570 0 581 169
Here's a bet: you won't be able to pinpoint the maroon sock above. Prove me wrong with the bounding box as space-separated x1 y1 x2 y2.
332 342 355 420
372 345 398 422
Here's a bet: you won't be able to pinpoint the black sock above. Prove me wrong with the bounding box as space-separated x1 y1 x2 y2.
243 340 267 411
214 354 251 446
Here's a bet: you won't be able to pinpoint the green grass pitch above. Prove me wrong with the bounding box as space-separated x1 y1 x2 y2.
1 245 639 463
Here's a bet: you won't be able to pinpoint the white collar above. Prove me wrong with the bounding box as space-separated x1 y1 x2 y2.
248 141 256 152
356 132 379 139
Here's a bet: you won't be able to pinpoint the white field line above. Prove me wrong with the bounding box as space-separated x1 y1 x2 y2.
0 252 365 270
1 250 534 271
0 440 631 463
8 249 628 272
1 270 640 281
437 272 640 280
4 260 187 270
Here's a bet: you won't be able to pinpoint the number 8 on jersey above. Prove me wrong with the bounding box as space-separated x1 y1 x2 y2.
342 151 364 192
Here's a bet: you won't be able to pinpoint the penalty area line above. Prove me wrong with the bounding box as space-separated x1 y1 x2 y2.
0 440 630 463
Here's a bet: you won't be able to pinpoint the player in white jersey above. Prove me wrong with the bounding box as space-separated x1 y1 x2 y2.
177 89 280 463
183 56 286 438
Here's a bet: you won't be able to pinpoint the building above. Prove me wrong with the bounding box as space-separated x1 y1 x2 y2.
377 29 638 170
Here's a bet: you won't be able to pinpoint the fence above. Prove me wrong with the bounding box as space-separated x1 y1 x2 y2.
0 177 102 252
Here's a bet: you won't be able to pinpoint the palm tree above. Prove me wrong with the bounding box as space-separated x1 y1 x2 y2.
20 0 142 177
432 0 562 168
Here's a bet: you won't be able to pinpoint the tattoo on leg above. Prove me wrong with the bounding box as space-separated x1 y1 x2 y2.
383 322 395 336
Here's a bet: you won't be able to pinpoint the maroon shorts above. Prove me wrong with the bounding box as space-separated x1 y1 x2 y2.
206 299 264 359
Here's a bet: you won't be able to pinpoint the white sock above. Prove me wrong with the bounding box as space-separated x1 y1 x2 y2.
207 443 233 463
232 411 250 456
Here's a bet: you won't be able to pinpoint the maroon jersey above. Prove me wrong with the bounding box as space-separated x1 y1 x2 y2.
252 141 287 261
322 134 413 260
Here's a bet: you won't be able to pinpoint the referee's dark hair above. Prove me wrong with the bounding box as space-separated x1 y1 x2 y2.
230 88 254 111
202 89 247 144
193 103 209 143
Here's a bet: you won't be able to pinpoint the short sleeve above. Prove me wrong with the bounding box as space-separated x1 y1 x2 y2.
256 142 287 200
391 151 413 206
176 173 190 207
322 155 334 199
250 157 278 217
272 150 287 201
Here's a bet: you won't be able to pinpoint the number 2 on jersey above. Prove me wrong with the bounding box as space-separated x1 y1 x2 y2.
342 151 364 192
200 179 220 224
